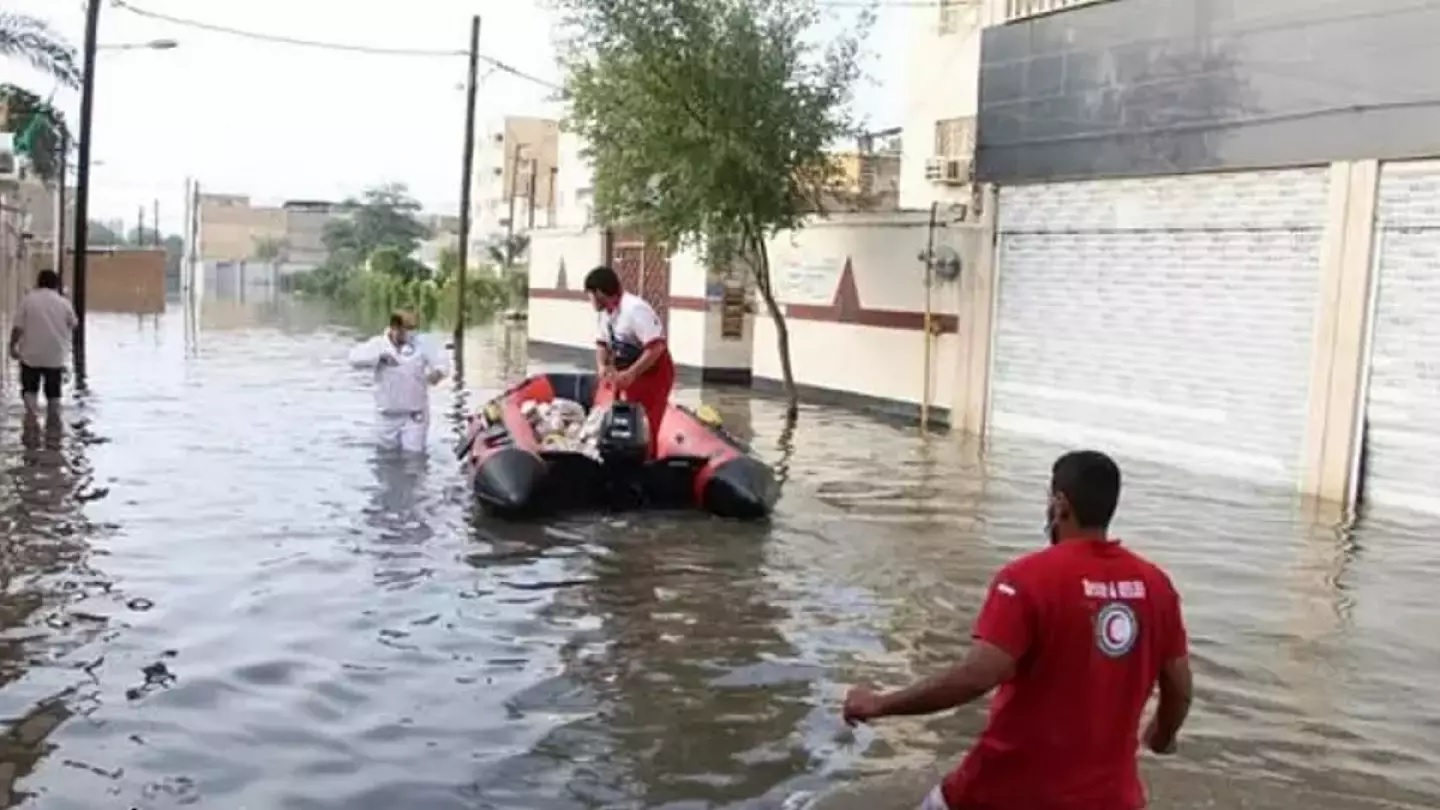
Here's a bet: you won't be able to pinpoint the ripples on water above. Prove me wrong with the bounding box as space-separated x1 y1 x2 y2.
0 298 1436 808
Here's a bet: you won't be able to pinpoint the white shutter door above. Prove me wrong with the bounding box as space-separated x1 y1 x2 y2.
991 169 1329 485
1364 163 1440 515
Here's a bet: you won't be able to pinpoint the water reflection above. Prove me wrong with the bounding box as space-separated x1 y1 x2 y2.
0 406 113 807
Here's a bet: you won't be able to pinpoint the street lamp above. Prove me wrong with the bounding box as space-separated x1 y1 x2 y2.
71 0 178 386
97 39 179 52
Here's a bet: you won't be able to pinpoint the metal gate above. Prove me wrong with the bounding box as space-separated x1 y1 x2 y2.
1359 161 1440 515
990 168 1330 485
610 232 671 333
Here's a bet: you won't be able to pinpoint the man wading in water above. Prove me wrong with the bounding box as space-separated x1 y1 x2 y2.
843 450 1194 810
8 269 78 425
348 310 449 454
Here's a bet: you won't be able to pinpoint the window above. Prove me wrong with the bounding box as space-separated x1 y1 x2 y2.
933 117 975 157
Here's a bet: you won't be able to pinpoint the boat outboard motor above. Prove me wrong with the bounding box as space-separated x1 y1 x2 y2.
596 401 651 509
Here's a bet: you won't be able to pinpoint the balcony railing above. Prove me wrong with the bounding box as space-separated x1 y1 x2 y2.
990 0 1113 24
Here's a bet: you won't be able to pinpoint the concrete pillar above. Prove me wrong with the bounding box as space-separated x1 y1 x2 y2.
952 185 999 435
1300 160 1380 506
666 242 754 385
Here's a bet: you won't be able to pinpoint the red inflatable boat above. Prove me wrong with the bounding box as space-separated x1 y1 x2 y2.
458 372 779 520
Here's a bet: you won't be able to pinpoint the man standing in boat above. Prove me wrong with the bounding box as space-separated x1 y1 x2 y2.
585 265 675 451
348 310 450 454
842 450 1193 810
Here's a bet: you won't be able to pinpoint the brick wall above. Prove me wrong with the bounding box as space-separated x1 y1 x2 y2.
58 248 167 314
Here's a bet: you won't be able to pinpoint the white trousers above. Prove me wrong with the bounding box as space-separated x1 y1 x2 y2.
376 410 430 454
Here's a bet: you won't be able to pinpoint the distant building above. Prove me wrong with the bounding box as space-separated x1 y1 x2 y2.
474 116 561 239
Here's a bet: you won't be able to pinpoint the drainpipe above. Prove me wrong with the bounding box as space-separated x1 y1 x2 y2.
921 201 939 432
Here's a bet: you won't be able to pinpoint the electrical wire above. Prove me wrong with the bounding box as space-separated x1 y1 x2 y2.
107 0 938 88
109 0 564 90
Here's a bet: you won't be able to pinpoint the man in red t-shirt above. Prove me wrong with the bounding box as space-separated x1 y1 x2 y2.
843 450 1194 810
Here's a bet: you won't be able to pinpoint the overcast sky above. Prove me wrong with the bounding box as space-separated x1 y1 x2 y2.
6 0 913 234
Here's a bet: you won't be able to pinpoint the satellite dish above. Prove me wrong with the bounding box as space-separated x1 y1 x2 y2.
927 245 963 282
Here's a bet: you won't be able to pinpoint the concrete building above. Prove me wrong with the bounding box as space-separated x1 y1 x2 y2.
197 193 287 263
475 116 561 240
551 130 595 230
524 0 1440 522
828 130 903 211
281 199 343 268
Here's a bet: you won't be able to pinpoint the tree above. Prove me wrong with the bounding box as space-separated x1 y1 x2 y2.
87 220 127 247
367 245 430 283
486 232 530 269
322 183 430 267
0 83 69 183
0 13 80 87
557 0 869 418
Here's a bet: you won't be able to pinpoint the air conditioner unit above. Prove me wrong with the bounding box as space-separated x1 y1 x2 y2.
925 156 972 185
941 157 971 185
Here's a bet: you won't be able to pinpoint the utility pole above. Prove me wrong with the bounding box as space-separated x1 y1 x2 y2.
453 14 481 368
153 198 159 246
72 0 101 387
547 166 557 228
505 141 523 265
137 205 144 245
526 157 538 231
55 132 67 291
187 180 201 304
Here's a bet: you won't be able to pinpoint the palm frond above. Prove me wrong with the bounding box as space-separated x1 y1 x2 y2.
0 13 81 88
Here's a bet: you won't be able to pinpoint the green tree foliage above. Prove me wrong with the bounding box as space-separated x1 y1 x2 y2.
368 245 430 283
0 83 69 182
321 183 430 267
556 0 869 416
294 184 517 325
0 13 79 87
86 220 126 247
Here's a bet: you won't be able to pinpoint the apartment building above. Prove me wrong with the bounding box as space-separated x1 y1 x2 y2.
474 116 561 239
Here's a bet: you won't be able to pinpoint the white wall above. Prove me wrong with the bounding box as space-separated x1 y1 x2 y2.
527 227 603 349
898 5 984 211
755 212 978 413
554 131 595 229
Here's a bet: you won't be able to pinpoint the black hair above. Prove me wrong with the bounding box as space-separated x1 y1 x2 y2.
1051 450 1122 530
583 265 622 297
36 269 60 290
389 311 407 329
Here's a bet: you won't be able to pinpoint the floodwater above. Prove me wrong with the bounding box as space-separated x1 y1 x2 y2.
0 296 1438 809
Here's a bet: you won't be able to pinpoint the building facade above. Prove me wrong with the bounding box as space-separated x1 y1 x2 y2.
474 116 561 241
965 0 1440 515
524 0 1440 521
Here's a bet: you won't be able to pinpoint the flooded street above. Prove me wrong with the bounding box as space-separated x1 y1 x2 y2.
1 297 1438 809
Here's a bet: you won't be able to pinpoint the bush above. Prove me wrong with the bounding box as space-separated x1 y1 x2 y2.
293 261 521 327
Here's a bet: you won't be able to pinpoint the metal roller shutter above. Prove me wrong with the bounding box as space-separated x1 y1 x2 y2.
991 169 1329 485
1362 162 1440 515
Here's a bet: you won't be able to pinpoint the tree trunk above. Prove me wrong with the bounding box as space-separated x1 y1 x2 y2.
749 232 799 422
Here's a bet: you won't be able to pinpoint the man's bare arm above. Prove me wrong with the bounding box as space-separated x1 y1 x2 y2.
594 343 613 374
1146 655 1193 754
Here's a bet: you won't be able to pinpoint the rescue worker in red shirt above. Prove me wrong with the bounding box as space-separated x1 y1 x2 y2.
585 265 676 453
843 450 1194 810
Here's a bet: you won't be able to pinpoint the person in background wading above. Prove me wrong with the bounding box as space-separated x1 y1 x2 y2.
586 265 675 456
842 450 1194 810
348 310 450 454
8 269 78 425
